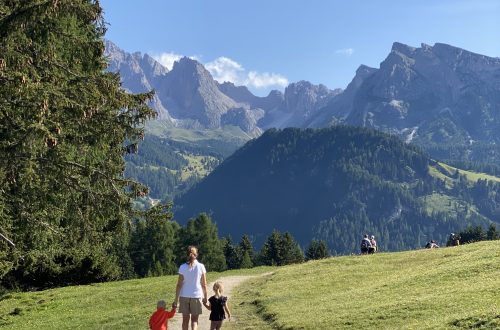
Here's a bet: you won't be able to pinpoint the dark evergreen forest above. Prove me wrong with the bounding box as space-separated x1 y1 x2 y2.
176 127 500 254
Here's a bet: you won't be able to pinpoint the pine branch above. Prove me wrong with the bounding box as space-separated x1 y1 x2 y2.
0 229 15 248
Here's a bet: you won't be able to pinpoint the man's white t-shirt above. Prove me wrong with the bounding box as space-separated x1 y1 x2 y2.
179 260 206 298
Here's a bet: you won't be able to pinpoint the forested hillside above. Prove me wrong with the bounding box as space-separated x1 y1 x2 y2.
124 122 250 202
176 126 500 254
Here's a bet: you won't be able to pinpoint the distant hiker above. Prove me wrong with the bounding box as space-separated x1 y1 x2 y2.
174 246 208 330
203 281 232 330
368 235 377 254
149 300 176 330
360 234 372 254
447 233 460 247
425 240 439 249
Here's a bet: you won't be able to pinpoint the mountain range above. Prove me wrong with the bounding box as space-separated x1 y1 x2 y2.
105 40 342 136
106 40 500 165
311 42 500 163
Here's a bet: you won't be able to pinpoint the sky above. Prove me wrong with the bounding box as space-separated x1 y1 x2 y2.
101 0 500 96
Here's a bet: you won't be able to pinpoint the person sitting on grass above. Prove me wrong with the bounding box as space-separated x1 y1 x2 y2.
203 281 231 330
368 235 377 254
425 240 439 249
360 234 372 255
447 233 460 247
149 300 176 330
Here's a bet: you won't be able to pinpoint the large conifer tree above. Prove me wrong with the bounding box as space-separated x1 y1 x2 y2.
0 0 156 288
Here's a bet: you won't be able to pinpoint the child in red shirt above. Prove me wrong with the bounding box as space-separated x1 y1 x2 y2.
149 300 176 330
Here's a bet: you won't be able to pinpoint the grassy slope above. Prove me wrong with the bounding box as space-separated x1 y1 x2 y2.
1 244 498 329
425 162 500 221
434 162 500 184
179 153 219 180
234 242 499 330
0 268 271 330
420 193 490 222
139 120 252 194
145 120 252 143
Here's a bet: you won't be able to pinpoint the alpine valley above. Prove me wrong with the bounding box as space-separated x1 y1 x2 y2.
106 41 500 253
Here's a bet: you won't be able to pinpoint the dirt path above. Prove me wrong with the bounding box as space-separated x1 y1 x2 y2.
168 274 267 329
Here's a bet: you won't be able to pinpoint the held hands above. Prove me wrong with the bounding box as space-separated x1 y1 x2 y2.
202 297 208 304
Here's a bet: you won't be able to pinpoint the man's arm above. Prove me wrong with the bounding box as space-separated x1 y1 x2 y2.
174 274 184 307
201 272 208 303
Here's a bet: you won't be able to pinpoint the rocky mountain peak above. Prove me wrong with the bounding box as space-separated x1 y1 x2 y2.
391 42 417 56
217 81 256 103
283 80 339 115
171 57 208 77
343 41 500 146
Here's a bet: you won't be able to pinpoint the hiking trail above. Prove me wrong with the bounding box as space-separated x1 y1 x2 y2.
168 273 270 329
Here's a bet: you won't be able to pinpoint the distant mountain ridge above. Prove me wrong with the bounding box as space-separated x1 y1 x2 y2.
310 42 500 163
104 40 341 135
107 40 500 158
109 39 500 191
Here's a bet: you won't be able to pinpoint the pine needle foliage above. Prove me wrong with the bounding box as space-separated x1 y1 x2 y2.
0 0 157 288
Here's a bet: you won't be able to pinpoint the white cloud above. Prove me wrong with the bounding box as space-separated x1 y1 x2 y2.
152 52 182 70
152 52 198 70
205 57 244 84
153 52 289 90
335 48 354 56
205 56 288 89
245 71 288 89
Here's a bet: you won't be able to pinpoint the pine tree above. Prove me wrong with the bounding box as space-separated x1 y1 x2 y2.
177 213 227 272
0 0 157 288
259 230 283 266
222 237 240 270
281 232 304 265
239 251 253 269
486 224 499 240
238 234 255 267
305 240 329 261
259 231 303 266
129 204 179 277
458 225 487 244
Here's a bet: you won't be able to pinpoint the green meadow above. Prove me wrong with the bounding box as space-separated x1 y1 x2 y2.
429 162 500 186
1 243 498 329
231 241 499 330
0 268 270 329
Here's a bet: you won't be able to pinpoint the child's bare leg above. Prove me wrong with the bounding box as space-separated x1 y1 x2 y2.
210 320 223 330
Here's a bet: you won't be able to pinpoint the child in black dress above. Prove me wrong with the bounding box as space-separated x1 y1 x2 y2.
202 281 231 330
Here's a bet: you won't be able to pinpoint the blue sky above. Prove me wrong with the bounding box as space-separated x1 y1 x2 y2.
101 0 500 96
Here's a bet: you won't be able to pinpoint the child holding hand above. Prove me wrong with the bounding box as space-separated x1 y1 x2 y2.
203 281 231 330
149 300 176 330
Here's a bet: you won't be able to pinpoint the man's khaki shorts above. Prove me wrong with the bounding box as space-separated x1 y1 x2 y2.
179 296 203 315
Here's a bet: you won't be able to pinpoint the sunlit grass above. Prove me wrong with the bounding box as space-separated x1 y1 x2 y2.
2 244 498 329
233 241 499 329
179 153 219 180
439 162 500 184
0 267 272 329
420 193 490 221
